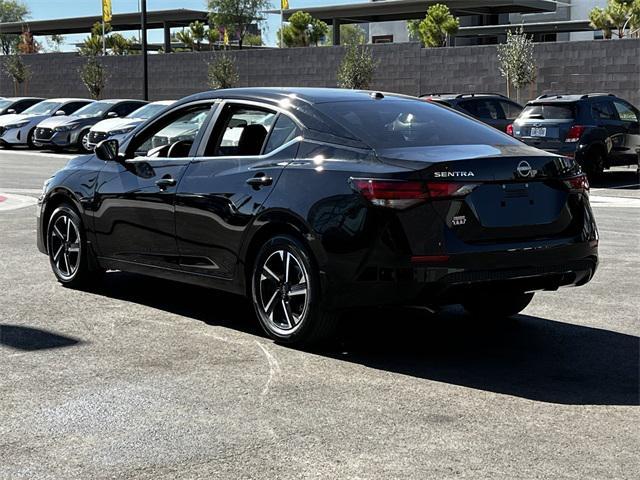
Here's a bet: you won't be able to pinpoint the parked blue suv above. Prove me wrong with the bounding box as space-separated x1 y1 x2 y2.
509 93 640 178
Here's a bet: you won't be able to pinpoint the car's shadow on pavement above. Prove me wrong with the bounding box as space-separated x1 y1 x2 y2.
330 307 639 406
91 272 639 407
0 324 81 351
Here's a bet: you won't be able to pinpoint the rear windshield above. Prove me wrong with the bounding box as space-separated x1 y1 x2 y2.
316 99 517 149
521 104 575 120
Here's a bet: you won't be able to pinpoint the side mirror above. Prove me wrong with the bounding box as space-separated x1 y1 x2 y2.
6 108 16 114
106 111 118 118
54 110 66 116
95 139 119 161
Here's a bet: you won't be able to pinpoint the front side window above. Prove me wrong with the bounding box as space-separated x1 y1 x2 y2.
205 105 276 156
132 105 212 157
316 99 518 149
74 101 113 118
613 101 639 122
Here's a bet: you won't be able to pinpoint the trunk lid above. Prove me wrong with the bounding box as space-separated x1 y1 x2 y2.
377 144 584 243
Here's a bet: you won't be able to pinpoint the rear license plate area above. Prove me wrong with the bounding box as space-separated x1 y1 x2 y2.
530 127 547 137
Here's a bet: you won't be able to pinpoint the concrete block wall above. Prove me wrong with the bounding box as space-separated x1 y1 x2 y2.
1 38 638 106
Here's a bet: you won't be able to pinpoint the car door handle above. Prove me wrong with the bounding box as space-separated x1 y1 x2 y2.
156 177 177 189
246 175 273 187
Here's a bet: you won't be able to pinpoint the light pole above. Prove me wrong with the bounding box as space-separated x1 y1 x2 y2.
141 0 148 100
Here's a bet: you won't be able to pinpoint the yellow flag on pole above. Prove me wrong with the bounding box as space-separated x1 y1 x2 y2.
223 29 229 46
281 0 289 10
102 0 112 23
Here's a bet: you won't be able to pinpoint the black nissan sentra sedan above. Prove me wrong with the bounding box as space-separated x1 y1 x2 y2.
36 88 598 345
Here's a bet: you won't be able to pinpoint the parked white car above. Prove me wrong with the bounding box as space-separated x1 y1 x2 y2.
0 98 92 148
87 100 175 150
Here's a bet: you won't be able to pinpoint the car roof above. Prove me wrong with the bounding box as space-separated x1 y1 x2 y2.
92 99 147 104
47 98 94 103
528 93 617 104
5 97 44 101
178 87 413 106
421 93 510 101
151 100 176 105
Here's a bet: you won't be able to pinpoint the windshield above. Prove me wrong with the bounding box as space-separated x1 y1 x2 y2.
73 102 110 117
316 99 518 149
521 104 575 120
127 103 169 120
0 100 12 110
23 101 61 115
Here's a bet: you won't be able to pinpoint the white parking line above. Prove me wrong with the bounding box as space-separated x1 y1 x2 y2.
0 149 77 159
589 195 640 208
0 193 38 211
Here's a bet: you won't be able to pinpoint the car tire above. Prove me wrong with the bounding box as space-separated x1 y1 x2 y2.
462 292 534 319
584 148 605 181
251 235 338 346
47 204 101 288
79 129 92 153
27 128 37 149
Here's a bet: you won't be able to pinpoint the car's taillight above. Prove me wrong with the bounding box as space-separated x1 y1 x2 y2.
565 125 586 143
350 178 477 209
506 124 514 136
563 174 589 193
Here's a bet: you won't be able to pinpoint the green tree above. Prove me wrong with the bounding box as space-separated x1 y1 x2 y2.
324 24 366 46
589 0 640 38
79 56 107 99
279 11 329 47
243 33 263 46
79 22 112 56
47 34 65 52
207 53 239 89
190 20 207 51
3 53 31 95
337 44 377 90
413 3 459 47
176 29 195 51
0 0 30 55
208 0 271 49
207 26 221 48
108 33 135 55
497 28 536 103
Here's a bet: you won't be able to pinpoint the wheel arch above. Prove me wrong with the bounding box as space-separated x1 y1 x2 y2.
240 211 324 297
41 188 84 252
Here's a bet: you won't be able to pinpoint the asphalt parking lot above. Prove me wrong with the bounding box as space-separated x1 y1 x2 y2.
1 149 638 479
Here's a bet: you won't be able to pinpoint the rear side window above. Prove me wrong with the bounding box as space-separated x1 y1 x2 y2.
591 102 617 121
264 115 300 154
459 99 504 120
499 100 522 120
316 99 517 149
613 101 639 122
521 104 575 120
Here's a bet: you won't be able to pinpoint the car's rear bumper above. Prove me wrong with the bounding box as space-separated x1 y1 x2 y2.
324 241 598 309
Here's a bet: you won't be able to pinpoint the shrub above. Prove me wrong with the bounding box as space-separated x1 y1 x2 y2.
337 44 377 90
207 53 239 89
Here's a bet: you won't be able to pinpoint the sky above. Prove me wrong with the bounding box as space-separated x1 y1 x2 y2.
22 0 362 50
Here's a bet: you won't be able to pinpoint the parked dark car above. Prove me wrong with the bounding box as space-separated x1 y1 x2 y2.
0 97 44 115
421 93 523 133
508 93 640 178
34 99 147 152
37 88 598 346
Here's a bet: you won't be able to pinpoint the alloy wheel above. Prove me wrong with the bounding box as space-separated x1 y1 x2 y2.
49 214 81 280
81 131 91 152
257 249 309 335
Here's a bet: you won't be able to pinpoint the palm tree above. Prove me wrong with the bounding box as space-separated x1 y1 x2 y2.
190 21 207 51
176 29 195 51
